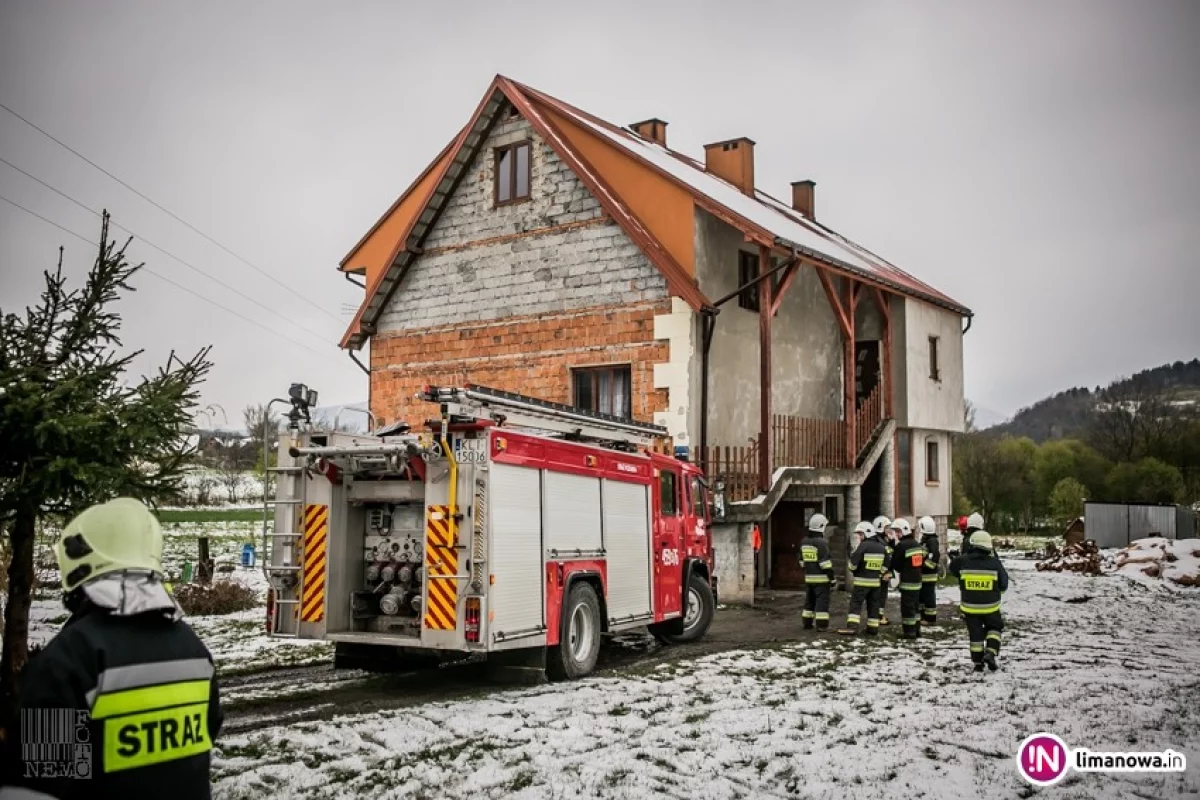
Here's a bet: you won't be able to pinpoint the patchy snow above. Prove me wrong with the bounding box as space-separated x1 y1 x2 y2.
1107 537 1200 589
210 561 1199 799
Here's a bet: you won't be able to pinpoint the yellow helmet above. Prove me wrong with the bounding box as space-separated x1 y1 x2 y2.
56 498 164 592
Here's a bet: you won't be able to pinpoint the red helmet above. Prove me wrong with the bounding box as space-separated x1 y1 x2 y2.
957 516 969 532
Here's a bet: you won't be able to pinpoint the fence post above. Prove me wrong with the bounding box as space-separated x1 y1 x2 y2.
197 536 213 584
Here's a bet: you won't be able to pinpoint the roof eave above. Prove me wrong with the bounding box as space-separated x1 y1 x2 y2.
773 236 971 317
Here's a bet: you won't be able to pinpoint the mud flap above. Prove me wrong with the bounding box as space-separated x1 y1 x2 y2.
486 645 548 686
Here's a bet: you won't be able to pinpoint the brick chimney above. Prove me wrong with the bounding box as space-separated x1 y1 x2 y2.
703 138 756 195
791 180 816 219
630 118 668 147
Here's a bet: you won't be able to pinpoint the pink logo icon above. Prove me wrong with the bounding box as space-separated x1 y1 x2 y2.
1016 732 1070 786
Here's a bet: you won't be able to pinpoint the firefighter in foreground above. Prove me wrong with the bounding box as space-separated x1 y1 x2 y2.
838 521 889 636
949 528 1010 672
890 518 925 639
799 513 835 631
919 513 943 626
872 515 892 626
0 498 222 799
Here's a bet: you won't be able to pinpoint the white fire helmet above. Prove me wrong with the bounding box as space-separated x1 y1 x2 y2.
808 513 829 534
872 516 890 535
890 518 913 538
917 516 937 536
850 520 875 550
967 512 985 531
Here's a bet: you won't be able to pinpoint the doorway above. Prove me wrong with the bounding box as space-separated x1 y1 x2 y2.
770 500 823 589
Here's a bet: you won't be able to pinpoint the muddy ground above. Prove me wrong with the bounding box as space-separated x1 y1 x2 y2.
221 588 963 736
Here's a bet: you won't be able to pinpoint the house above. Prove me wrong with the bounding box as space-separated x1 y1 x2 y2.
338 75 972 604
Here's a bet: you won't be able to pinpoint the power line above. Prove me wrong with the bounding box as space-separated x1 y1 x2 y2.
0 193 343 363
0 154 333 347
0 100 341 323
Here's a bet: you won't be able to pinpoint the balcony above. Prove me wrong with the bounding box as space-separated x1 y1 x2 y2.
702 384 887 502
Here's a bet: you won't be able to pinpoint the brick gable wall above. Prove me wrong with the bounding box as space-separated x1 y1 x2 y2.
370 114 676 428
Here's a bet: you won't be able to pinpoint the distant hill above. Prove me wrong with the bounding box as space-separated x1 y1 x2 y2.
988 359 1200 442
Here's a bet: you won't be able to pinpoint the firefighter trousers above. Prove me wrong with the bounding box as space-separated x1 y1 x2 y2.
899 589 922 638
802 584 831 629
880 582 890 621
847 585 881 634
964 612 1004 663
920 579 938 624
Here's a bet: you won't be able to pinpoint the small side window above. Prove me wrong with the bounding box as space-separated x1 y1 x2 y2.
660 470 678 516
690 475 705 518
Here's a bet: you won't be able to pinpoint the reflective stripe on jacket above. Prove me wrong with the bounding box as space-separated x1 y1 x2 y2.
949 548 1010 615
800 535 835 584
849 538 889 588
921 534 941 582
893 534 927 591
4 603 222 799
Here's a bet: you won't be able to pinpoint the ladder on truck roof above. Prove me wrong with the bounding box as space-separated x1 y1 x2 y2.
421 384 669 450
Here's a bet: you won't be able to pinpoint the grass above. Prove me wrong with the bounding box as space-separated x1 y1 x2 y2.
159 508 272 524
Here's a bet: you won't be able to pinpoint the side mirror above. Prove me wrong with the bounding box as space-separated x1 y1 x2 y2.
711 477 726 522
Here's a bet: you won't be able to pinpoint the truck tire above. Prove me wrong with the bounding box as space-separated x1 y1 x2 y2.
661 573 715 644
547 582 602 680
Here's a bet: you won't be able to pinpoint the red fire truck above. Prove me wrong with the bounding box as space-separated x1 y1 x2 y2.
263 384 717 680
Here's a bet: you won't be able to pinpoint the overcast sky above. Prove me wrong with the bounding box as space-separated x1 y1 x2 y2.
1 1 1197 428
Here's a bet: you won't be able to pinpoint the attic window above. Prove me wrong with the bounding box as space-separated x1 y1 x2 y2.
495 142 532 206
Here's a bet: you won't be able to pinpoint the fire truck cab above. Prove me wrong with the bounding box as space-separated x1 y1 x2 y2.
263 384 717 680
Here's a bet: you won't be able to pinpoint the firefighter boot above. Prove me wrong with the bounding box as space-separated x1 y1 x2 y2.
984 651 999 672
902 623 918 640
802 610 815 630
973 661 985 673
815 617 829 631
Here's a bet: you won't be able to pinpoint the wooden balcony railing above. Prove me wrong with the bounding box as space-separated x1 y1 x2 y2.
700 384 887 503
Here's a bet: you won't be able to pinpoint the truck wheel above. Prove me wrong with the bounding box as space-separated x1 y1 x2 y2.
662 573 715 644
547 582 602 680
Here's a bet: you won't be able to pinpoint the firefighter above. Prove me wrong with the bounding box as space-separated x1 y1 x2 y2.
965 512 985 535
837 521 889 636
800 513 835 631
948 530 1010 672
872 516 892 626
893 518 926 639
919 514 942 626
1 498 223 799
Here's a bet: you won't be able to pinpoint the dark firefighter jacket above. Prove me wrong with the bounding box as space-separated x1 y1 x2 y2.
921 533 941 582
799 535 835 584
892 534 927 591
2 600 222 799
949 546 1010 615
849 537 890 589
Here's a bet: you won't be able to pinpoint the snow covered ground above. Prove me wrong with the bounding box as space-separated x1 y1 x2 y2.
208 561 1200 799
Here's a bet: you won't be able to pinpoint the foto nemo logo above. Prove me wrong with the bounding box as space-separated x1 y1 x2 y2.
1017 732 1070 786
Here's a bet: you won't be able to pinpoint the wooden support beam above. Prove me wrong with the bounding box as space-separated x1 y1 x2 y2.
876 287 894 418
845 279 858 468
770 259 800 317
815 267 852 338
758 245 774 492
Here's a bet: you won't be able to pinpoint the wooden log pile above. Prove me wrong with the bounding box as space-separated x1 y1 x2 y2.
1036 539 1102 575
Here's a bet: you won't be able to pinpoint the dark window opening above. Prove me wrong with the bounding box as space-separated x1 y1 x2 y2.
823 495 841 525
929 336 941 381
737 250 760 312
660 470 679 516
897 429 913 517
926 438 940 484
572 365 632 418
495 141 532 206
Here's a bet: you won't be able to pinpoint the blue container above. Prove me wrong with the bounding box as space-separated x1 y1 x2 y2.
241 543 256 568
